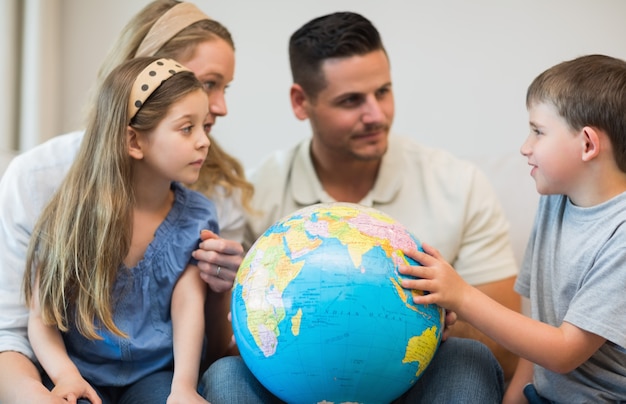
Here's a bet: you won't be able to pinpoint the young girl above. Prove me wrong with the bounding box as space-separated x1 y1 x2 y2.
23 57 215 404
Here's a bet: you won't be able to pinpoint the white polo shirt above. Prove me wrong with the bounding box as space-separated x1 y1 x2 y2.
245 134 517 286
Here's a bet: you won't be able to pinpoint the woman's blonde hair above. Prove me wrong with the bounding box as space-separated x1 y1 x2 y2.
88 0 253 211
24 57 204 338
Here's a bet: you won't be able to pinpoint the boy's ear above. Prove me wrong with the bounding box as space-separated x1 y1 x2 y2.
290 84 310 121
127 126 144 160
581 126 601 162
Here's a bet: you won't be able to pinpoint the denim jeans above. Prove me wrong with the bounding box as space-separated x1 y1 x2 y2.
43 369 174 404
199 337 504 403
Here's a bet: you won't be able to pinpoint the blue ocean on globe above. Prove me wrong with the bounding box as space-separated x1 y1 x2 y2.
232 202 444 404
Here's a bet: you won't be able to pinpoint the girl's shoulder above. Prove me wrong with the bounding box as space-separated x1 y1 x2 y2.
171 182 218 230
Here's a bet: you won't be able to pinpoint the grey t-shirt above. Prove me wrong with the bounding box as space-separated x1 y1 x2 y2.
516 193 626 402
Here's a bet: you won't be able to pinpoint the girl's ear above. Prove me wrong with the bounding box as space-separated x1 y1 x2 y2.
581 126 601 162
127 126 144 160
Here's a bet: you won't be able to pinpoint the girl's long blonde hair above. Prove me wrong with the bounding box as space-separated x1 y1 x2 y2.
90 0 253 212
23 57 203 339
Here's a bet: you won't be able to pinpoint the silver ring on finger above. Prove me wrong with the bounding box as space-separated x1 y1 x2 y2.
216 265 221 277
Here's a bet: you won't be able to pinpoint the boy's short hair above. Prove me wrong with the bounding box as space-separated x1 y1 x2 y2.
288 12 385 99
527 54 626 172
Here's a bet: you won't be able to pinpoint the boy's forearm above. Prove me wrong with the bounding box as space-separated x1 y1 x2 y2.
461 276 521 381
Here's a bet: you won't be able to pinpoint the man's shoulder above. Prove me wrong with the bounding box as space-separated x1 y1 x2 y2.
389 134 477 176
247 140 304 183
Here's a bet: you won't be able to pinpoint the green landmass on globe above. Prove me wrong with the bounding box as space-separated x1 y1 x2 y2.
232 202 444 404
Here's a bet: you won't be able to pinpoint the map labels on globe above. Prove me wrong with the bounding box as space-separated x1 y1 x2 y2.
232 202 444 404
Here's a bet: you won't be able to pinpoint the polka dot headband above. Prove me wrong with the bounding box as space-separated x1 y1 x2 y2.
127 58 190 122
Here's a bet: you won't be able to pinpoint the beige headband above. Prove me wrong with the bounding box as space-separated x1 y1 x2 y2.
128 58 190 121
135 2 210 58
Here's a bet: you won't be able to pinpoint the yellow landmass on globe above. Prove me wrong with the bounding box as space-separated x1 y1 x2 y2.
402 326 440 377
291 308 303 336
316 206 411 269
283 219 323 259
326 218 376 268
239 231 306 356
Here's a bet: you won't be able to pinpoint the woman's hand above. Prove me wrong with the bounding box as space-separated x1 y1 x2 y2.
192 230 243 293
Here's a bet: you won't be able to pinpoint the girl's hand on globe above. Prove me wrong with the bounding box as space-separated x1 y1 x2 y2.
399 242 474 313
193 230 243 293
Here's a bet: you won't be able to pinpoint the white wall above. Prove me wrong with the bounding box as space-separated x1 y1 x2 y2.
58 0 626 172
0 0 20 151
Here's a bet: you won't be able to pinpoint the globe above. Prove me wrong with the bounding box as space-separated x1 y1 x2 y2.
231 202 444 404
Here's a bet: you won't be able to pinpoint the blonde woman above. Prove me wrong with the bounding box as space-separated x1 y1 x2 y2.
0 2 251 402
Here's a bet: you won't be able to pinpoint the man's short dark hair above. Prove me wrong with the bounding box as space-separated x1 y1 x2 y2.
289 12 385 99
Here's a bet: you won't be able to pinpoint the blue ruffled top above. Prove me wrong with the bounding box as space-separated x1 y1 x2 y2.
62 182 218 386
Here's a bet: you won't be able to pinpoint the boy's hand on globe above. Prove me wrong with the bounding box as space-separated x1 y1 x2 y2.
399 242 473 313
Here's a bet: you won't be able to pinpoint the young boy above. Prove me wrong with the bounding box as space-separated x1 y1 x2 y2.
400 54 626 403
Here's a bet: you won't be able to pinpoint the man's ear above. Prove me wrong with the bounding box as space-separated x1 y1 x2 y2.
581 126 601 162
127 126 144 160
290 84 310 121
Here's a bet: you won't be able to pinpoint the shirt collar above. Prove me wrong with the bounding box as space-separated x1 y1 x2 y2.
291 136 402 207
